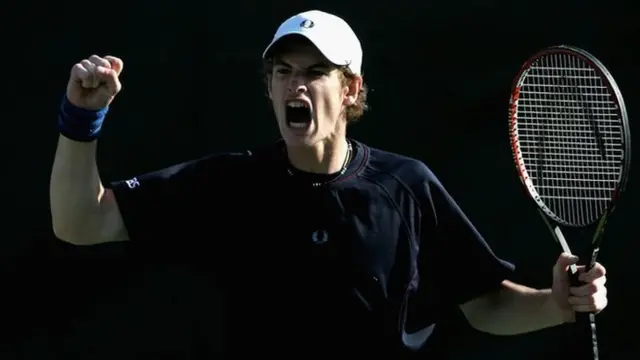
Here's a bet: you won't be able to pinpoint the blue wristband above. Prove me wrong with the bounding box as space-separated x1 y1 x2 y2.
58 96 109 142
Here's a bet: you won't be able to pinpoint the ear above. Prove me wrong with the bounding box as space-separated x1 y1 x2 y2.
343 75 363 106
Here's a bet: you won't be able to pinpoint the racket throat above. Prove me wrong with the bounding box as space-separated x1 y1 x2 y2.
538 209 578 274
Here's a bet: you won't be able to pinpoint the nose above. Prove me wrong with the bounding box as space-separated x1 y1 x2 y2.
288 76 307 94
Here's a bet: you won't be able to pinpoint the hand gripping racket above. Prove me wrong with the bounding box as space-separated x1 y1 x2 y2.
508 45 631 359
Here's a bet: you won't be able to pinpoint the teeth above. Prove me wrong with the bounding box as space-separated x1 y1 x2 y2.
290 122 308 128
287 101 308 108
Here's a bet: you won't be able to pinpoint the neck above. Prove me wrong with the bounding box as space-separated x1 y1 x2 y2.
287 137 350 174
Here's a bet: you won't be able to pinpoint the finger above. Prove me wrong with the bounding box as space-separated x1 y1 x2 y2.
579 263 607 283
70 63 90 87
94 66 122 95
568 295 596 306
579 271 607 284
80 59 94 69
77 59 101 88
570 279 606 296
104 56 123 75
88 54 111 69
569 282 597 296
74 60 97 88
573 304 600 313
553 252 579 279
89 67 100 88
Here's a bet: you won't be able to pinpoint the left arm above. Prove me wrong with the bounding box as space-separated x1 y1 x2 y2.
460 280 565 336
460 256 608 336
407 164 607 343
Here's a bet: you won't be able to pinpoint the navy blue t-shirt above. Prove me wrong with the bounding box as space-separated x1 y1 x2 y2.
109 139 514 357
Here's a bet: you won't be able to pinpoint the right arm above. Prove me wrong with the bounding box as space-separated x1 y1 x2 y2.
51 54 245 247
50 54 127 246
49 136 128 245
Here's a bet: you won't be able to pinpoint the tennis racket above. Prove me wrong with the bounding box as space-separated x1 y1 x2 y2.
508 45 631 360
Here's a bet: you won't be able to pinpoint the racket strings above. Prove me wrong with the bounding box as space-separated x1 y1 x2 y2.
515 53 624 226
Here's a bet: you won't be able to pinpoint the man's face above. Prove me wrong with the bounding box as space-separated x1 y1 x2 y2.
268 42 355 148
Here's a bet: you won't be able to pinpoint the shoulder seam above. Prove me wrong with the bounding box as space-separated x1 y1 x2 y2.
358 169 423 240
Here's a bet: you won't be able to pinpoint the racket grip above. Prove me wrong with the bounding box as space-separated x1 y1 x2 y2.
569 267 598 359
569 261 595 329
570 270 592 322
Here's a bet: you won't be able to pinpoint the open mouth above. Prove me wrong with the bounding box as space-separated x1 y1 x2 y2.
285 100 312 129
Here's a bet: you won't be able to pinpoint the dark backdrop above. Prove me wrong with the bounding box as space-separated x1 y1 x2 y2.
1 0 637 358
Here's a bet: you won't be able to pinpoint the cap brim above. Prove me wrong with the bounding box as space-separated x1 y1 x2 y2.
262 31 348 69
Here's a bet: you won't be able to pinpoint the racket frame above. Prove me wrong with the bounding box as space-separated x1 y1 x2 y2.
509 45 631 253
509 45 631 360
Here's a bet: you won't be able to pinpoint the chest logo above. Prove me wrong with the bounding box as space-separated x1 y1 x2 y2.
311 230 328 245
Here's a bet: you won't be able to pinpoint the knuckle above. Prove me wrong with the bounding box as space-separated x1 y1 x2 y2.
106 55 123 67
70 64 87 78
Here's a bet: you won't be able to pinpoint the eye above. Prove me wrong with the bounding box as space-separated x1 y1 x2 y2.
308 70 326 77
274 67 291 75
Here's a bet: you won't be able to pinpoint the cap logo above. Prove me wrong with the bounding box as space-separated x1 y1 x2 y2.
300 19 314 28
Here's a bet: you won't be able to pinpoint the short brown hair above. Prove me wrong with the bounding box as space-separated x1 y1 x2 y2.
262 57 369 124
337 66 368 123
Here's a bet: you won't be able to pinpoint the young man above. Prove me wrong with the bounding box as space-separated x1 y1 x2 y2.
50 9 607 357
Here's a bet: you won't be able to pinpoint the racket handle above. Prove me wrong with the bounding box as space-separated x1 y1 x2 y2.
569 254 600 360
570 246 598 320
570 271 593 322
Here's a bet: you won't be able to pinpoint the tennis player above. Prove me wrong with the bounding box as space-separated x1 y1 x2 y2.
50 9 608 357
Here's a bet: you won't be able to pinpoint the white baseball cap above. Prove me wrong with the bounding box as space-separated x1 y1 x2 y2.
262 10 363 75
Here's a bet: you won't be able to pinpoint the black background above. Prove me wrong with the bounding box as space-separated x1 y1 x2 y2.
1 0 637 358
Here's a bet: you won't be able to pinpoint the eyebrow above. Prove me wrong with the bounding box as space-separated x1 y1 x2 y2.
274 60 332 70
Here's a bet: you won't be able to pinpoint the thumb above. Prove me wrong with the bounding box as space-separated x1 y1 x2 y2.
554 252 579 278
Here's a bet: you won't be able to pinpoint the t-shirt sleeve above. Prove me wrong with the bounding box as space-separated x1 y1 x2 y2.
108 152 246 244
416 166 515 306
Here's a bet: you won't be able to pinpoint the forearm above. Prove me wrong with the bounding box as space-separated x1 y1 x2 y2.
461 280 565 336
50 136 106 244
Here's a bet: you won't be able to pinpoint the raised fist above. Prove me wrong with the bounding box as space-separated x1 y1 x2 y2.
66 55 123 111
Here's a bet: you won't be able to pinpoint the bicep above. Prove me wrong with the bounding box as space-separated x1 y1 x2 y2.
458 280 507 323
66 186 129 246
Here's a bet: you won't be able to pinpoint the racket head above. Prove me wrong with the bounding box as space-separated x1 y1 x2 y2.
509 45 631 228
